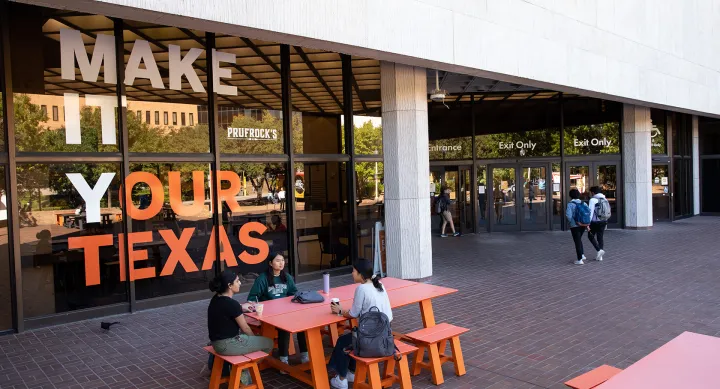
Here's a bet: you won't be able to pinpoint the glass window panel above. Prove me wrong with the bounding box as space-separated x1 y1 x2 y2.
219 163 291 278
352 58 381 155
563 99 621 155
17 163 126 318
127 163 215 300
294 162 350 273
476 129 560 158
0 167 11 330
215 36 284 154
10 6 118 152
355 162 383 259
651 109 667 155
122 21 209 153
429 137 473 160
291 47 344 154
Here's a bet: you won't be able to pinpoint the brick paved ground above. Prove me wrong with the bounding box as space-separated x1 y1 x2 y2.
2 217 720 389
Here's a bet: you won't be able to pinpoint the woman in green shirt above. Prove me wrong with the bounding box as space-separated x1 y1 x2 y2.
247 252 309 367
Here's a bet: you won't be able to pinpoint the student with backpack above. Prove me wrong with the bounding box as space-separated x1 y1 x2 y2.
566 189 591 265
327 259 393 389
436 188 460 237
587 186 610 261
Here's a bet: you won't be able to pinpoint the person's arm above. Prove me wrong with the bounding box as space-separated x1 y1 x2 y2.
247 275 266 303
565 203 575 227
286 275 297 296
234 314 255 336
588 198 597 222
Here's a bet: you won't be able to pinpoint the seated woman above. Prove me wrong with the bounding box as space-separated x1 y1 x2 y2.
328 259 392 389
266 214 287 232
247 252 309 367
208 270 273 385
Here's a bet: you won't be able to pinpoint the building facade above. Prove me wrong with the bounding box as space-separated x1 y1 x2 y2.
0 0 717 332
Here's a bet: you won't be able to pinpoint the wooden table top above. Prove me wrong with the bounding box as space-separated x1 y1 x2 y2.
598 331 720 389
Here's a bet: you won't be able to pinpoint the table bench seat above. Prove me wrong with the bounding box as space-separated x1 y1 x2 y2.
406 323 469 385
565 365 622 389
350 340 417 389
204 346 267 389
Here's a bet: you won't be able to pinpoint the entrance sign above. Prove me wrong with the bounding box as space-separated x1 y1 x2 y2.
429 144 461 152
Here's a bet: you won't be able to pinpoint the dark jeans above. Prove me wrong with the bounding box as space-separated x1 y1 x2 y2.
588 222 606 251
570 227 585 260
327 333 355 378
277 330 308 357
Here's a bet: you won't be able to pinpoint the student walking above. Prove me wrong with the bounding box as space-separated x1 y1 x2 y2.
587 186 610 261
436 188 460 237
565 189 591 265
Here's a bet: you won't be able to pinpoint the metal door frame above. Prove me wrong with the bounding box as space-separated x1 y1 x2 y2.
518 162 553 231
564 160 623 229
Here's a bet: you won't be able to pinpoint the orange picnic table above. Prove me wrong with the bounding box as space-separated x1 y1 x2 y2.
597 331 720 389
245 278 457 389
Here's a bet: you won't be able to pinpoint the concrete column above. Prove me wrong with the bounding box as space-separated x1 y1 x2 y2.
623 104 653 228
692 115 700 215
381 62 432 279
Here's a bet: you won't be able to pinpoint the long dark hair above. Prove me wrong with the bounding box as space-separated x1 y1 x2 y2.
266 252 288 287
209 270 237 294
353 258 383 292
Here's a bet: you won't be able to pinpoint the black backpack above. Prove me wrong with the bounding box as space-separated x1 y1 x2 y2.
351 307 399 359
434 197 446 215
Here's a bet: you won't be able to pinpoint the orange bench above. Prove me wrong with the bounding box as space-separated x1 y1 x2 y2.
406 323 469 385
564 365 622 389
204 346 267 389
350 340 417 389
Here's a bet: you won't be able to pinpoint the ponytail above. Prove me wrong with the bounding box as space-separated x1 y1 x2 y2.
370 273 384 292
209 270 237 294
353 259 384 292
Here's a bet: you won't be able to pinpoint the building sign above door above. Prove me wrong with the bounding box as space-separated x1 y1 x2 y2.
227 127 278 140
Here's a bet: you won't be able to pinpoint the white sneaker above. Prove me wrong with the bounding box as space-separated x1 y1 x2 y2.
596 249 605 261
330 375 349 389
346 371 355 383
300 352 310 364
574 259 585 265
581 254 587 261
278 357 289 375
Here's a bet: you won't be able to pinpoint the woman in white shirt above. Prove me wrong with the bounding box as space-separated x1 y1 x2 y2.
328 259 392 389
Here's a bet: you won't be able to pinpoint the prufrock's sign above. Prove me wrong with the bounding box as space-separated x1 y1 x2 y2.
57 28 272 286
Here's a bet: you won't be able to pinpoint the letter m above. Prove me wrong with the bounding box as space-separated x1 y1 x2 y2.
61 29 116 84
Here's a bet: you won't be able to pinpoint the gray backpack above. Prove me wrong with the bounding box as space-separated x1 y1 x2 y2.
351 307 399 359
596 198 611 221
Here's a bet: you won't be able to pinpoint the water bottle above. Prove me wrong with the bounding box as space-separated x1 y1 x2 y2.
322 272 330 294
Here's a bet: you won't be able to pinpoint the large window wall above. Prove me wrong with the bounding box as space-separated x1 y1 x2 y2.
0 2 382 331
428 95 622 232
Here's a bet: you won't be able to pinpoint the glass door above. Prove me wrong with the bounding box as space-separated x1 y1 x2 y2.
429 166 463 234
520 164 550 230
565 161 622 228
489 165 519 231
477 165 488 230
652 164 671 221
459 167 473 233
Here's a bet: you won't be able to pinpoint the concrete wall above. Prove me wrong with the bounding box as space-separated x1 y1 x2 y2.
20 0 720 118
